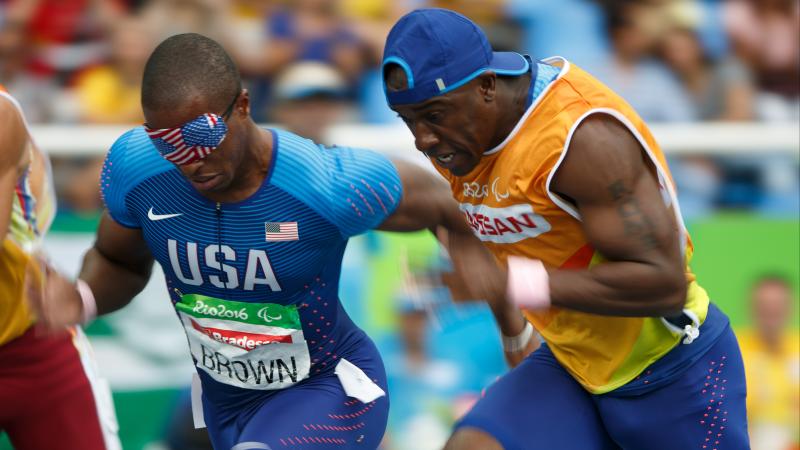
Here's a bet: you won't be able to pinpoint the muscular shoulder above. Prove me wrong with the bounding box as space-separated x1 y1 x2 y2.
269 129 402 237
552 113 646 204
269 129 333 192
101 127 174 227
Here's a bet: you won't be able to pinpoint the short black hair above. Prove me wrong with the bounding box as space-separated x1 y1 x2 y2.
142 33 241 112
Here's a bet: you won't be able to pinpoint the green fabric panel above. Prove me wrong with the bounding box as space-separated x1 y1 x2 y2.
177 294 301 329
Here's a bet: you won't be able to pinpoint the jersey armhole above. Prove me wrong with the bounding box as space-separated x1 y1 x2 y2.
544 107 688 255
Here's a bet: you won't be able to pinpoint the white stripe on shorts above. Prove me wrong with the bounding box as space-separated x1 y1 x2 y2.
72 326 122 450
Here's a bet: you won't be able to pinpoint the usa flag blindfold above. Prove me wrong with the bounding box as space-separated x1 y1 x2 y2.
144 113 228 165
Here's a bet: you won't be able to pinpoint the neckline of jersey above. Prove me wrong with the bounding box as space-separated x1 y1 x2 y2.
482 56 570 157
187 127 279 209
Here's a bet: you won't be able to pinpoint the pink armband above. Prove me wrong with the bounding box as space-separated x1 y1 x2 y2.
506 257 551 310
76 279 97 324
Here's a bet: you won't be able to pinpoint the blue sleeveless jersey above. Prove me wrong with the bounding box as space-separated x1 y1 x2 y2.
100 127 402 408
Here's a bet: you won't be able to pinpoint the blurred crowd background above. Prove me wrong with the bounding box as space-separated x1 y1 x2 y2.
0 0 797 449
0 0 799 216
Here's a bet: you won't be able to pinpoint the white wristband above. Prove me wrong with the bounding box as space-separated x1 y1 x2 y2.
502 321 534 353
76 278 97 324
506 257 551 310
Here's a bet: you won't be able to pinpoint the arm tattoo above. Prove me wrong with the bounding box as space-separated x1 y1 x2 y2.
607 180 659 250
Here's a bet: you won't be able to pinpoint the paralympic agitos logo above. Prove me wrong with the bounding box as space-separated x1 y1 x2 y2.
257 306 283 323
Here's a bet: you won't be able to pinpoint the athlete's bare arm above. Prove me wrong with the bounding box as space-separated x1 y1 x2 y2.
547 115 686 317
379 159 470 235
444 115 687 318
380 160 531 354
0 97 28 239
27 212 154 329
80 213 155 314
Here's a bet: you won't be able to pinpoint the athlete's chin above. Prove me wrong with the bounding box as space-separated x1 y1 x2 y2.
443 159 479 177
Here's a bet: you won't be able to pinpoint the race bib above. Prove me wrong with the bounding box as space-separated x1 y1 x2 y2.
176 294 311 390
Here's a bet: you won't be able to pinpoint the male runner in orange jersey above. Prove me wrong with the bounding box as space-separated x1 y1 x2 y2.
0 88 120 449
383 9 749 450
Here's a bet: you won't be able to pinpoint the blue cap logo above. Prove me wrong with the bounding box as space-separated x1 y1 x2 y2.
382 8 529 106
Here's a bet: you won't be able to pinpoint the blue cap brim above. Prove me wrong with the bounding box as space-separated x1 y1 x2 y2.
489 51 529 76
383 51 530 106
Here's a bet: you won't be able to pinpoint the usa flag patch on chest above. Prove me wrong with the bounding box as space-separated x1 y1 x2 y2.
265 222 299 242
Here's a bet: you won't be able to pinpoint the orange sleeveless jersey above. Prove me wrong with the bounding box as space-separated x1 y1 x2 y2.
0 85 55 345
433 58 710 394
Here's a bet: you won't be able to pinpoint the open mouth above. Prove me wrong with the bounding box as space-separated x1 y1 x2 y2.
436 153 455 164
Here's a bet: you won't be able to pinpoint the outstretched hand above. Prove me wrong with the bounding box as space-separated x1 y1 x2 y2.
25 255 83 332
437 227 540 368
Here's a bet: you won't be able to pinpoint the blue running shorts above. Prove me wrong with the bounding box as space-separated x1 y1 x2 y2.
455 306 748 450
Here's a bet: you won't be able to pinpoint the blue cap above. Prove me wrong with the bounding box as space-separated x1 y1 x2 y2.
382 8 530 106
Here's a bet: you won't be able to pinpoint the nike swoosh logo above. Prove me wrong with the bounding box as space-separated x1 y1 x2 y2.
148 207 183 221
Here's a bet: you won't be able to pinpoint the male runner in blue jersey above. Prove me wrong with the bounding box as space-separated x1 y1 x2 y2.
28 33 529 450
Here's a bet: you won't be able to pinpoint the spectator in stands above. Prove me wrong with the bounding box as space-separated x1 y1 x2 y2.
656 4 798 218
269 62 353 145
504 0 610 69
738 275 799 450
0 0 128 122
234 0 366 121
341 0 416 123
657 20 754 220
343 0 415 62
723 0 800 121
690 0 800 216
221 0 275 72
2 0 126 83
659 24 755 121
53 17 155 216
236 0 365 82
139 0 229 42
590 2 696 122
72 16 153 124
0 18 60 122
432 0 519 51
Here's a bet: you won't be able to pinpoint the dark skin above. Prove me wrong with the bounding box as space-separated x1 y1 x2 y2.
388 66 686 317
27 82 531 366
388 66 687 450
388 68 532 177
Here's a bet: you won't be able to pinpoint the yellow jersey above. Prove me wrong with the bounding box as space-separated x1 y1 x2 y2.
433 58 710 394
738 329 800 449
0 87 56 345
